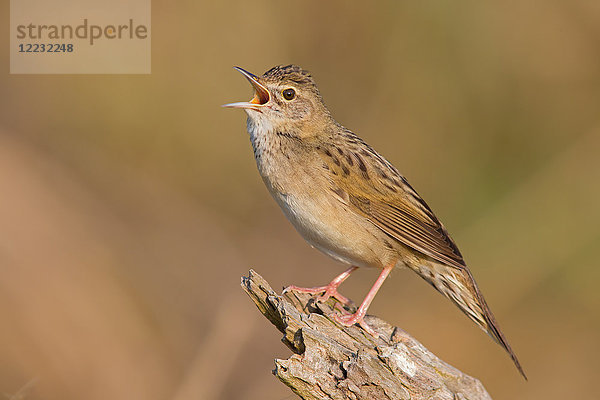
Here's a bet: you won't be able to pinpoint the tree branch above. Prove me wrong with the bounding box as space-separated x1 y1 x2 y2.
241 269 492 400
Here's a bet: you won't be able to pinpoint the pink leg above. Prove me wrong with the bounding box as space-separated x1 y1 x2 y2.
334 264 393 337
283 266 358 305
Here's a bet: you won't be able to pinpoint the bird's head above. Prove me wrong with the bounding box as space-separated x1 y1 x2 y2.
223 65 330 138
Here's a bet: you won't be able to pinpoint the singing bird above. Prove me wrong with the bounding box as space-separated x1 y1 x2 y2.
224 64 525 378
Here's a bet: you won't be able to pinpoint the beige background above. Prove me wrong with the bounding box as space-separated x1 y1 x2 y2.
1 1 599 399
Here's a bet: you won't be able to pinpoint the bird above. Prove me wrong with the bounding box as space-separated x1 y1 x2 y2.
223 64 526 379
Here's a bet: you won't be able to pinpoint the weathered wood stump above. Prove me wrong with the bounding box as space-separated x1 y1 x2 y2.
241 269 492 400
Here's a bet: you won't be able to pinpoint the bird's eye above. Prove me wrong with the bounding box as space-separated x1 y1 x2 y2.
282 88 296 101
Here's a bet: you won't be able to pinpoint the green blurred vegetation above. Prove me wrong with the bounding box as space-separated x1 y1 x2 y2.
1 1 599 399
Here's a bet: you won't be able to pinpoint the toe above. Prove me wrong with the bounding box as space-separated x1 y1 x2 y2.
333 313 380 337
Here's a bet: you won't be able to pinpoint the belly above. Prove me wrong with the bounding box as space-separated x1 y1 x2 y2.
272 189 388 269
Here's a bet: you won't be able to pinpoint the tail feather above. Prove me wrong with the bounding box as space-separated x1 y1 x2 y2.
413 262 527 380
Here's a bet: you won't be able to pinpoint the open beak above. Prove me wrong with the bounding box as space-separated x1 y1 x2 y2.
222 66 270 111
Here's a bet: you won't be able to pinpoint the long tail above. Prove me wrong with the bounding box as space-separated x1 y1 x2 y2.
413 262 527 379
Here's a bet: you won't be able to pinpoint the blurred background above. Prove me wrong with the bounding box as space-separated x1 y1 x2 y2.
1 1 599 399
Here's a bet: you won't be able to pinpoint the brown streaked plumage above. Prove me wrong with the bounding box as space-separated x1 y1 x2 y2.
224 64 526 379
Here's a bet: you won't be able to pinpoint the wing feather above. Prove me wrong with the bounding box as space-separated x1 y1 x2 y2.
350 194 466 269
319 139 466 269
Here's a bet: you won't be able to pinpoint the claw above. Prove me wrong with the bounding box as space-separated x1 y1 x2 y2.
282 266 358 305
283 284 351 305
334 312 380 337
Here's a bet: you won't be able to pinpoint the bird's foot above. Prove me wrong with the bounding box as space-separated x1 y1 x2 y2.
334 312 379 337
283 284 352 306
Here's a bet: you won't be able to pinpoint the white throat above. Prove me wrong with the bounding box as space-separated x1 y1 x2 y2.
246 111 277 161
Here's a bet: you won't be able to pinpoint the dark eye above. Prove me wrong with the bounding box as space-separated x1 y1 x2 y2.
282 88 296 100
